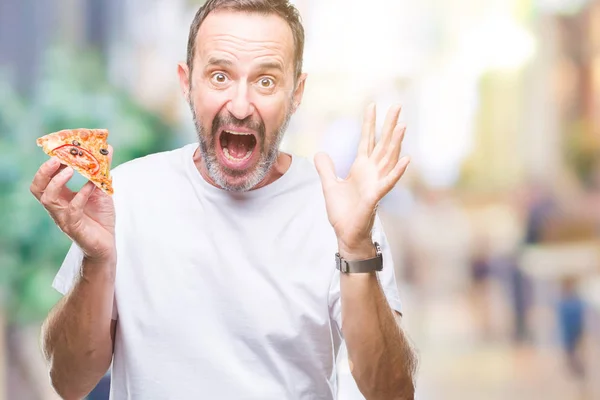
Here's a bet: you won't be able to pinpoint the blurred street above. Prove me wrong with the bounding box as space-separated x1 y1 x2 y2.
405 288 587 400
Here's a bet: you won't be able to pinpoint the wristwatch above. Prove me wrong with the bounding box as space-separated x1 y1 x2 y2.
335 242 383 273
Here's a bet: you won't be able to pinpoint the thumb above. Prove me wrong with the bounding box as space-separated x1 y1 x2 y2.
314 152 337 186
107 144 114 164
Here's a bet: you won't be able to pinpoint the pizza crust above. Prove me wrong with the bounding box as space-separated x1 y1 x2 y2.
37 128 114 195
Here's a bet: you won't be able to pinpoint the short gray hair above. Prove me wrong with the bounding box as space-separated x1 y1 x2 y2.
186 0 305 80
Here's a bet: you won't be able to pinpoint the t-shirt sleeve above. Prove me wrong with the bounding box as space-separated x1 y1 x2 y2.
52 242 118 320
328 215 403 334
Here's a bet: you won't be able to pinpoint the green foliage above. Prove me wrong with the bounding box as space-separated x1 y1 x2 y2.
0 46 177 324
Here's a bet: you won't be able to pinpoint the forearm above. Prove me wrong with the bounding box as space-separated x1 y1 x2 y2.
41 257 116 399
339 246 417 399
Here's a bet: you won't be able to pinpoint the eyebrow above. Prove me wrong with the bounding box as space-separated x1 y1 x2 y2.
205 57 284 73
256 61 284 73
206 57 233 68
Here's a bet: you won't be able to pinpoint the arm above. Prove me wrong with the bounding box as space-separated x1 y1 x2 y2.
315 103 415 399
339 245 417 399
41 257 117 400
30 154 117 399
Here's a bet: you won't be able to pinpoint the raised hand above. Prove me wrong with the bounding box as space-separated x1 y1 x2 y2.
30 151 116 262
315 104 410 257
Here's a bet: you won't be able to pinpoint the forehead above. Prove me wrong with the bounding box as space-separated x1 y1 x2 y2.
196 11 294 68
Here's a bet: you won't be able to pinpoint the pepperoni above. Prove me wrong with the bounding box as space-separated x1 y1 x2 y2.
52 144 100 175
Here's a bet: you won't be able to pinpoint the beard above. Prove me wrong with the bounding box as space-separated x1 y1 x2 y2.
190 99 293 192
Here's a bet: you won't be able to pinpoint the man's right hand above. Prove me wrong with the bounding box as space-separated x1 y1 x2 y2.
30 155 116 262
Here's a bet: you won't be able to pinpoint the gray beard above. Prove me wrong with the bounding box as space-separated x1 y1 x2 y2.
190 102 292 192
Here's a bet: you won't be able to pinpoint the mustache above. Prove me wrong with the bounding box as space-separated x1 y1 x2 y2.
211 113 265 142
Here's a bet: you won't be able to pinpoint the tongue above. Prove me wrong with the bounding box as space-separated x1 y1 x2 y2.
225 134 253 158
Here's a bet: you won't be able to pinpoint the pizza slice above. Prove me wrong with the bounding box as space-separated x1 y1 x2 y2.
37 128 114 195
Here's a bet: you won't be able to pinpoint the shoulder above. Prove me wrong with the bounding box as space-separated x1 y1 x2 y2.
288 154 323 188
110 144 192 192
112 145 189 179
279 154 334 215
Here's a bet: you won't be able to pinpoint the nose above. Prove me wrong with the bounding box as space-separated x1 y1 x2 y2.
226 81 255 120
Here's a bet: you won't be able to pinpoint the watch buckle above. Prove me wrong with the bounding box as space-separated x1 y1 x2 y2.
340 260 350 273
336 253 350 273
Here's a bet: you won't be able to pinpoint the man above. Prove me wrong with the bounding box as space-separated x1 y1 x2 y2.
30 1 417 399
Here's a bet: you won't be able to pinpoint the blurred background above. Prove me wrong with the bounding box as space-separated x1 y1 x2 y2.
1 0 600 399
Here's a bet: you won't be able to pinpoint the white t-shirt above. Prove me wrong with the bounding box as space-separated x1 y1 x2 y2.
53 143 402 400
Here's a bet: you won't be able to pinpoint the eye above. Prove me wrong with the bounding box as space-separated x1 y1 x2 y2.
258 77 274 88
211 73 228 85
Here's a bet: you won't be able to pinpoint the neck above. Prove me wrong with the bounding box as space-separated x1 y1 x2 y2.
193 148 292 191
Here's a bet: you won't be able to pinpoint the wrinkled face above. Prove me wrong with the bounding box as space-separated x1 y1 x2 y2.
179 11 306 192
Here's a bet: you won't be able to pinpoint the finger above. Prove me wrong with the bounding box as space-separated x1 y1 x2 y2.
368 104 376 155
380 124 406 175
381 156 411 194
69 181 96 219
30 157 62 199
372 104 402 161
107 144 114 164
50 164 76 201
314 152 338 188
358 103 376 156
40 167 75 210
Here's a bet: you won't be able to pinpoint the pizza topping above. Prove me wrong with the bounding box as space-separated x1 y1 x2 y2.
72 140 80 146
100 148 109 155
52 144 100 175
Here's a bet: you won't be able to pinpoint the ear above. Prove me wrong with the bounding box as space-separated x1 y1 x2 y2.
177 62 191 102
291 73 307 113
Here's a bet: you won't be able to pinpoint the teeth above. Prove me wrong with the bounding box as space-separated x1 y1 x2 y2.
225 130 253 136
223 147 253 162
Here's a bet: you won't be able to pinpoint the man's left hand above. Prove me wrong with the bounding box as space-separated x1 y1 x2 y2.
315 103 410 258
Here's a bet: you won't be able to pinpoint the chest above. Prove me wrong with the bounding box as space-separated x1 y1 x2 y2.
113 192 339 351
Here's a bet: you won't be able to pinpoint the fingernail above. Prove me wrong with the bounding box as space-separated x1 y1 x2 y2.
61 167 73 175
49 157 59 167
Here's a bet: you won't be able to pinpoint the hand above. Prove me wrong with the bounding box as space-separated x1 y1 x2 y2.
30 150 116 263
315 104 410 257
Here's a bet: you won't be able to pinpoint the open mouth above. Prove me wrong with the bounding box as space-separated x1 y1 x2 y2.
218 130 258 165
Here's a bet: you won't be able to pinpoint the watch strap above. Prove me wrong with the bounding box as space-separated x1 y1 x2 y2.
335 242 383 273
